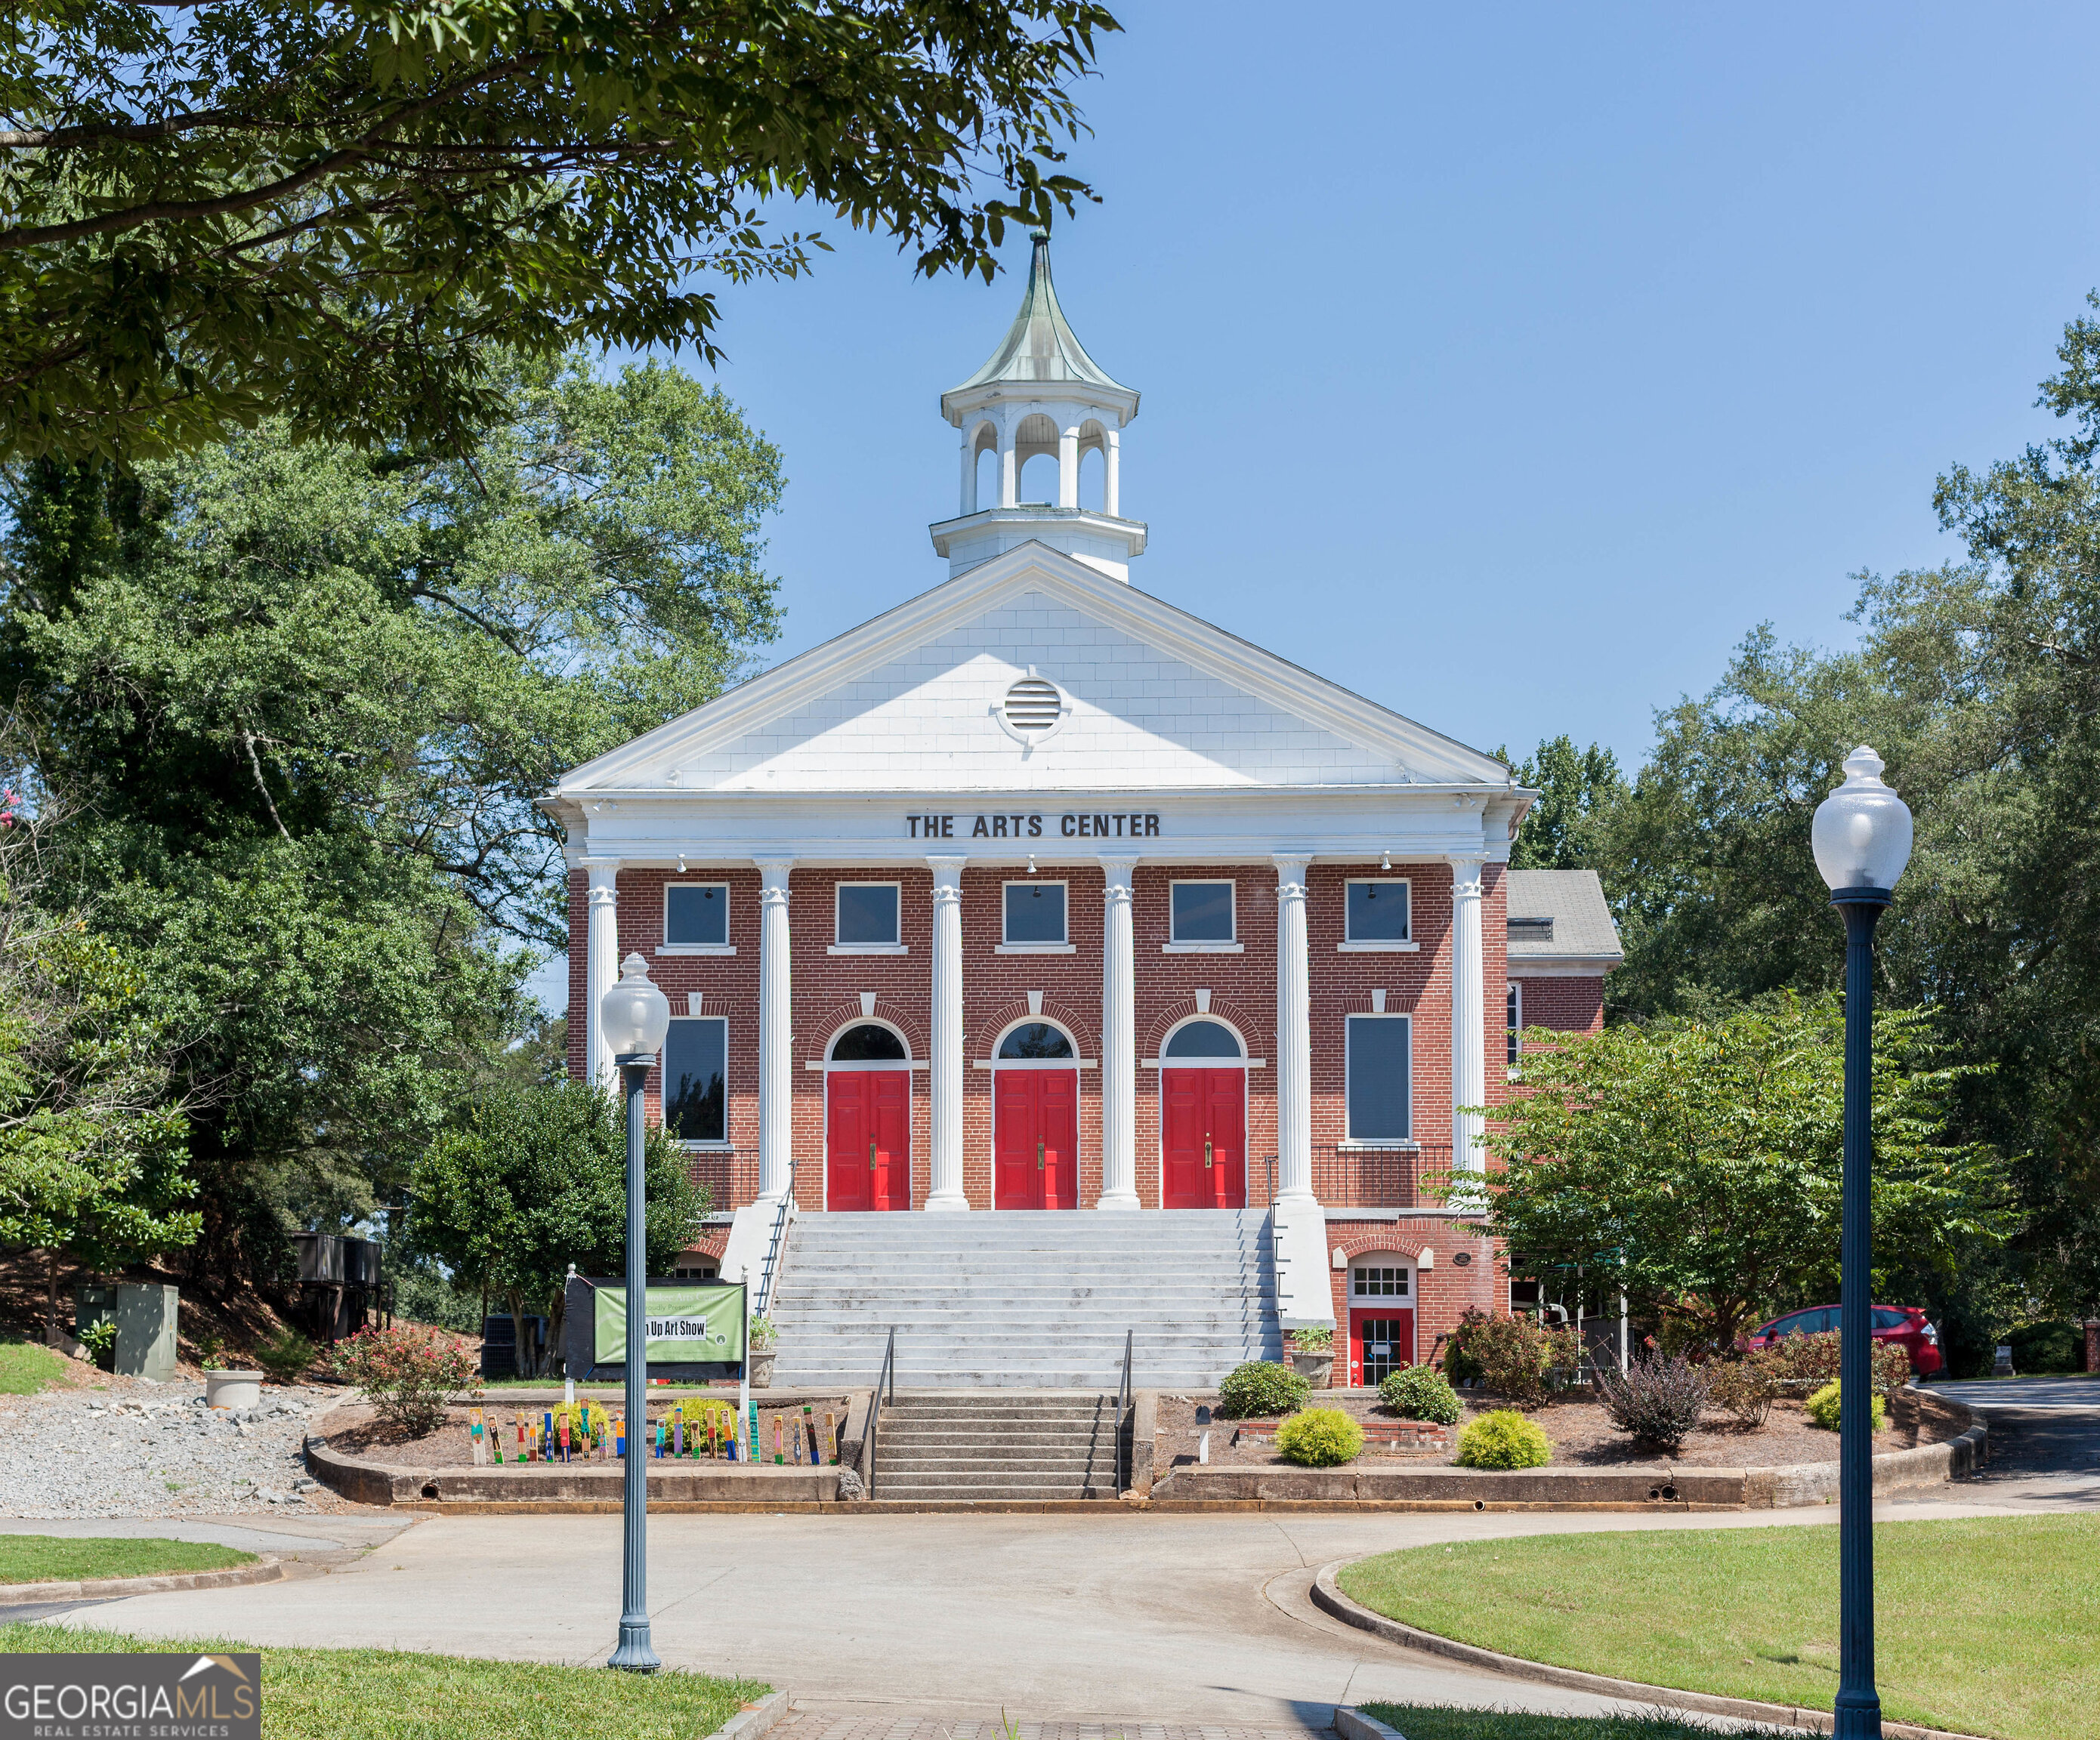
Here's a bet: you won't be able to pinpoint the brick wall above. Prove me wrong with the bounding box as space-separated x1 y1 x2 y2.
1511 974 1604 1043
1320 1217 1502 1387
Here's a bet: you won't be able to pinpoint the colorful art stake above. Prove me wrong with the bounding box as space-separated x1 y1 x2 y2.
826 1410 837 1466
470 1408 486 1466
673 1416 684 1458
614 1414 625 1458
514 1415 527 1462
557 1411 570 1464
773 1415 783 1466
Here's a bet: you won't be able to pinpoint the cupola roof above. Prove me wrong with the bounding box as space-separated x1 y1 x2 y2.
941 233 1135 421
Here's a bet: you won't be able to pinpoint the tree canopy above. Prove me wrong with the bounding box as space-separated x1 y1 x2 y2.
2 0 1122 461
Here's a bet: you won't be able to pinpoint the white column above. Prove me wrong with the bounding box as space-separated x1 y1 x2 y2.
999 433 1018 509
959 427 977 516
1098 854 1140 1209
926 856 969 1211
1058 424 1079 508
1104 428 1121 517
1274 854 1316 1208
584 857 621 1092
1449 856 1487 1177
756 858 794 1205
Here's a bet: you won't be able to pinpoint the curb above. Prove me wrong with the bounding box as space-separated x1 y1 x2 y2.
1333 1713 1404 1740
0 1559 286 1605
710 1689 790 1740
1311 1562 1989 1740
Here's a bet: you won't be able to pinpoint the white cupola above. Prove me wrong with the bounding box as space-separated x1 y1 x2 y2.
931 233 1146 582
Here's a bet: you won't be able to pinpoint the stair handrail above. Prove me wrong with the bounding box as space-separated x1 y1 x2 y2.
1264 1155 1277 1210
752 1155 796 1319
1116 1327 1133 1495
866 1325 897 1498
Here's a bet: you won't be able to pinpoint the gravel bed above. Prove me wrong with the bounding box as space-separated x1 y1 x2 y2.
0 1381 349 1518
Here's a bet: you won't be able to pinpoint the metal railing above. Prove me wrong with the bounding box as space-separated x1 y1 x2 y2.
866 1326 897 1498
1264 1156 1277 1209
752 1157 797 1319
1114 1328 1134 1495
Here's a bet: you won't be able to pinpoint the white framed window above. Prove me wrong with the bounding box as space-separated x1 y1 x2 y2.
1351 1262 1413 1299
661 882 733 954
1341 878 1415 951
1166 880 1242 952
664 1016 727 1143
831 882 905 954
1345 1013 1412 1143
672 1263 719 1281
998 880 1073 952
1506 983 1522 1069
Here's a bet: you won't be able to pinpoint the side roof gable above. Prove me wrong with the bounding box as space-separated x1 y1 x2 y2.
555 544 1512 794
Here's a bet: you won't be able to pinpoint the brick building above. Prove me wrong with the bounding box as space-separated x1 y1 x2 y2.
542 239 1620 1389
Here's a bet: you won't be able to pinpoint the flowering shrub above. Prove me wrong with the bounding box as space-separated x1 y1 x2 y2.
1277 1406 1363 1467
1454 1408 1552 1469
331 1324 475 1438
1595 1353 1711 1451
1379 1365 1462 1426
1444 1308 1584 1408
1706 1356 1778 1428
1218 1360 1311 1420
1805 1380 1887 1433
1760 1329 1912 1397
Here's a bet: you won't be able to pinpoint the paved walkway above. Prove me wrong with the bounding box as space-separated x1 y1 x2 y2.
47 1495 2057 1724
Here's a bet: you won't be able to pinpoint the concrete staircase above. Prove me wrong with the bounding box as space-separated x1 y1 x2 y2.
767 1208 1281 1389
868 1391 1119 1501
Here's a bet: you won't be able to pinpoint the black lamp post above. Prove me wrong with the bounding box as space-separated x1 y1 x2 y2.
1811 745 1913 1740
599 952 671 1674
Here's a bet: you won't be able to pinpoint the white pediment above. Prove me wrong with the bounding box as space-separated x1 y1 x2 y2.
557 545 1507 796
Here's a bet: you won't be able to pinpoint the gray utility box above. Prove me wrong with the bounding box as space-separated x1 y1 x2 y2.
76 1282 181 1381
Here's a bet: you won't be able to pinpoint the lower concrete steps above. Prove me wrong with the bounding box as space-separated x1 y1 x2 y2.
867 1392 1121 1502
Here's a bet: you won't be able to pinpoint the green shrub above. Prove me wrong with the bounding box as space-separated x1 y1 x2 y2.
255 1328 317 1385
78 1319 116 1371
1443 1307 1584 1408
2007 1320 2082 1374
1291 1325 1333 1353
1706 1356 1778 1428
1762 1329 1913 1397
1379 1365 1462 1425
1804 1380 1887 1432
1454 1408 1552 1469
1218 1360 1311 1420
1276 1405 1364 1466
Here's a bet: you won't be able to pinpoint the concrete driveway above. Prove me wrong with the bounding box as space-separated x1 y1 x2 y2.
1930 1375 2100 1506
51 1495 2051 1726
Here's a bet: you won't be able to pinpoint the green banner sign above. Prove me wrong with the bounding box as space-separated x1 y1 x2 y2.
593 1283 746 1365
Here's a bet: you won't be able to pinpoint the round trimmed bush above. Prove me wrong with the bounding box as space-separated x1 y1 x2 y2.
1379 1364 1462 1425
1454 1408 1552 1469
1805 1381 1887 1432
1218 1360 1311 1420
1276 1405 1365 1467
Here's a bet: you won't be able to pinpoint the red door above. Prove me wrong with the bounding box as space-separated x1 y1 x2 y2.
1348 1308 1416 1387
826 1071 909 1211
993 1069 1078 1209
1160 1069 1246 1208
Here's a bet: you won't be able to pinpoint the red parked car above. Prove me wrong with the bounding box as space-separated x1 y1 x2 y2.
1744 1303 1943 1376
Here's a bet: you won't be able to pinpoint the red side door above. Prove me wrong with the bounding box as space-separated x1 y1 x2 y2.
826 1071 909 1211
994 1070 1078 1209
1161 1069 1246 1209
1348 1308 1416 1387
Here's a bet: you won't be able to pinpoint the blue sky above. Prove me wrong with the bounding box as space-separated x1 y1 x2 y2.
535 4 2100 1003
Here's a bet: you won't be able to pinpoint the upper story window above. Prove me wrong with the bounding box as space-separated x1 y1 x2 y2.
1345 879 1411 943
1506 983 1522 1069
1003 880 1067 946
1345 1013 1412 1143
664 1016 727 1143
1169 880 1236 943
834 882 902 950
663 883 729 949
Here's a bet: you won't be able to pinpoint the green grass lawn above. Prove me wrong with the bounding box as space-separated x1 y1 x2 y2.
0 1537 258 1584
0 1623 769 1740
1339 1516 2097 1740
1359 1709 1794 1740
0 1337 73 1395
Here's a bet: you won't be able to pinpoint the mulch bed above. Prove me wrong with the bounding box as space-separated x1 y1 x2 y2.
326 1399 853 1470
1155 1390 1960 1473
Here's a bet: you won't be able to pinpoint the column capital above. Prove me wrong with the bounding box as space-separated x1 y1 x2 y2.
1272 853 1312 892
927 855 967 894
1445 853 1486 899
1098 853 1138 895
755 856 793 888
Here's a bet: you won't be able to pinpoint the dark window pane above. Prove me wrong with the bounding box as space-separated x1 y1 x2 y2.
998 1021 1073 1059
666 884 728 946
1871 1308 1908 1331
1164 1020 1242 1058
1346 1017 1411 1140
664 1019 726 1141
832 1023 906 1062
1346 881 1410 941
836 884 900 946
1004 881 1067 942
1171 881 1234 941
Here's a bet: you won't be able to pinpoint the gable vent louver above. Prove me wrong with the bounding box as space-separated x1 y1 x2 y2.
1002 677 1063 734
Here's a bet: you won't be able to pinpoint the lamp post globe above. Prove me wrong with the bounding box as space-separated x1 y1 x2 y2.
1811 745 1911 1740
601 952 668 1673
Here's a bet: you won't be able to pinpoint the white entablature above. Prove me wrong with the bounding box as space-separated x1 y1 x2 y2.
933 233 1147 582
